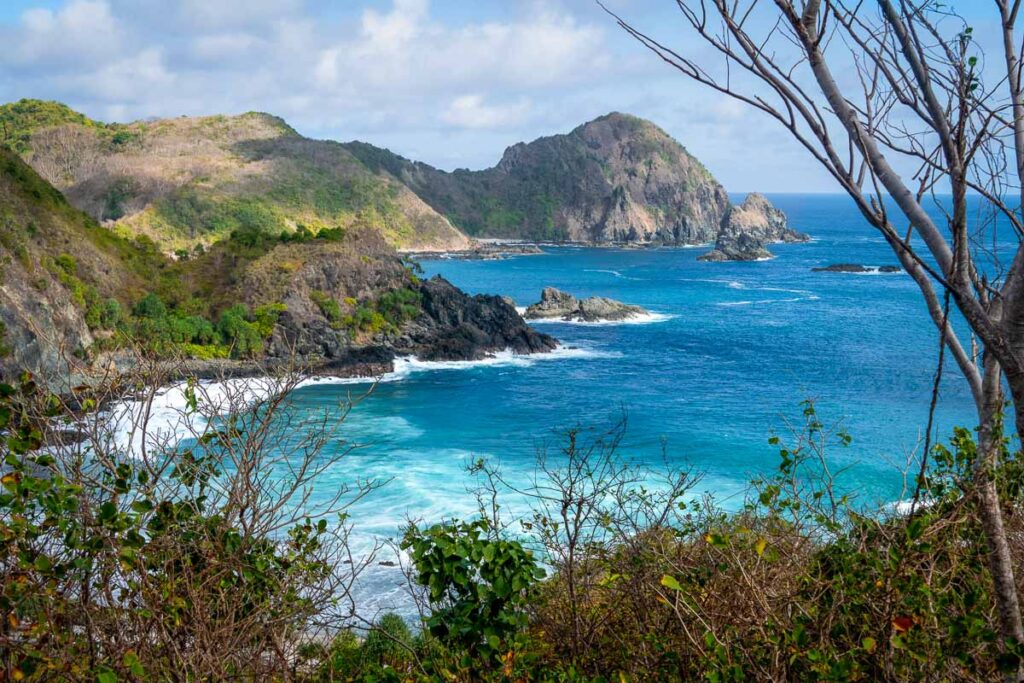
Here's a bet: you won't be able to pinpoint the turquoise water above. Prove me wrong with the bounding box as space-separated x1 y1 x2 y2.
276 193 981 613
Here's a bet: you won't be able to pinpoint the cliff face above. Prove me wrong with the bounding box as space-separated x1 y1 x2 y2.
2 100 470 253
0 148 160 389
344 112 795 255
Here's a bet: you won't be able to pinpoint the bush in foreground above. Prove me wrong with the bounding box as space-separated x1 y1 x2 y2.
1 367 1022 681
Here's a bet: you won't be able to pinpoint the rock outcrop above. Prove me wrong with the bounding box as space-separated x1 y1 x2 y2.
401 278 557 360
0 147 157 390
699 193 811 262
524 287 648 323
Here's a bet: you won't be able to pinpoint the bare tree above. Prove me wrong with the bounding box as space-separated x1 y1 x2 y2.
29 124 102 188
600 0 1024 673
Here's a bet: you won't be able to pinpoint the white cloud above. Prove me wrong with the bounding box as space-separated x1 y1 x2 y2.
191 33 261 62
2 0 123 67
65 48 174 101
314 1 610 95
0 0 839 189
177 0 303 29
442 94 532 129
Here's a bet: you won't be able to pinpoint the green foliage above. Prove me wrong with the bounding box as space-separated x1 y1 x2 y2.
402 519 544 670
333 288 421 338
0 99 100 154
279 224 346 245
123 292 256 358
0 373 342 681
253 302 287 338
217 304 262 358
309 290 343 328
158 189 285 241
133 291 168 319
363 613 416 671
376 287 422 327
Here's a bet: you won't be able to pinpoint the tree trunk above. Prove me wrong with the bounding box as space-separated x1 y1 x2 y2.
980 355 1024 681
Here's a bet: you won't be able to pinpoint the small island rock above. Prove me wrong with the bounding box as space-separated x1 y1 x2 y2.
524 287 648 322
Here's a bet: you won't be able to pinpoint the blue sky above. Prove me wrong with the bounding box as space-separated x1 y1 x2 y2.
0 0 997 192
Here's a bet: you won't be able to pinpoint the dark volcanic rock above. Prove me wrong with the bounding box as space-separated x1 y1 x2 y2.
812 263 902 273
524 287 648 322
812 263 871 273
400 277 557 360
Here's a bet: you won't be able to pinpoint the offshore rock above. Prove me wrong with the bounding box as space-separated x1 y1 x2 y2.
524 287 647 323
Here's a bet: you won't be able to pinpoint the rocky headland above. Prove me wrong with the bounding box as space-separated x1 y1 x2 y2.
344 113 808 261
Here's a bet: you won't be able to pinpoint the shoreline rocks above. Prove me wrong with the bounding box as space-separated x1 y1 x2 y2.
403 242 544 261
523 287 648 323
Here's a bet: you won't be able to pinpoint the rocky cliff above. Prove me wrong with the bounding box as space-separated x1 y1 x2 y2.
0 147 161 389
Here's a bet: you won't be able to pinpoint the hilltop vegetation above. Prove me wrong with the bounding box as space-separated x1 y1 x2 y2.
2 100 468 252
0 99 103 154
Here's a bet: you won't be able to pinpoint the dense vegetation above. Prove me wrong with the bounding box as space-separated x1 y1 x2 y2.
1 363 1020 681
0 144 428 371
0 99 102 154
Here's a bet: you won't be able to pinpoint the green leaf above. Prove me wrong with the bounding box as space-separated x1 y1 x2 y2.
660 574 682 592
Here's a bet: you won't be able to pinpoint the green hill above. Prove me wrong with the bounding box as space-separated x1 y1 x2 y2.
345 112 730 243
2 100 469 253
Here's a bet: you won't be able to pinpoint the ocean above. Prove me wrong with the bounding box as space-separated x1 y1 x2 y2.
140 193 983 616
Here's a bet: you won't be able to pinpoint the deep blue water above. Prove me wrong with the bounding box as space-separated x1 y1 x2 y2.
273 193 981 613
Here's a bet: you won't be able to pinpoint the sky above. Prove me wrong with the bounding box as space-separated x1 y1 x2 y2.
0 0 999 192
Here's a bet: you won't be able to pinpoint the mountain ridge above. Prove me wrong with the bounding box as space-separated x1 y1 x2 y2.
3 100 805 260
343 111 808 255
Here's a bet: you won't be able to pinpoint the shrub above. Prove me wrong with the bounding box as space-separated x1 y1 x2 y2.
253 302 286 338
377 287 422 326
362 613 416 672
309 291 343 328
402 519 544 672
133 292 168 319
0 369 372 681
217 304 262 357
